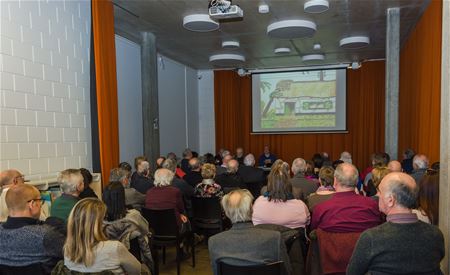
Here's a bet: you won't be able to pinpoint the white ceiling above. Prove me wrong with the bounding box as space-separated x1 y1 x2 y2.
113 0 430 70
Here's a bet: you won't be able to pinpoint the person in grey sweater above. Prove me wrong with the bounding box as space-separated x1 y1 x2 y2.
347 172 444 275
0 184 64 273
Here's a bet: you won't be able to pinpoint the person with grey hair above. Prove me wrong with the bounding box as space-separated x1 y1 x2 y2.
145 168 190 232
51 169 85 222
311 163 381 233
216 154 232 176
162 158 195 217
130 160 155 194
339 151 352 164
410 154 429 184
289 158 318 201
347 172 444 274
238 154 266 198
110 167 145 210
208 189 291 275
215 159 246 193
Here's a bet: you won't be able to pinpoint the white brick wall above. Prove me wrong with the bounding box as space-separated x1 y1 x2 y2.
0 0 92 179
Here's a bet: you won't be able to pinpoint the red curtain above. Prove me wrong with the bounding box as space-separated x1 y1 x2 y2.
92 0 120 186
399 0 442 163
215 61 386 171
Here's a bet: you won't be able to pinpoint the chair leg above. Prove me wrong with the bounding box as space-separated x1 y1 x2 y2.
162 246 166 265
191 233 196 267
176 244 181 275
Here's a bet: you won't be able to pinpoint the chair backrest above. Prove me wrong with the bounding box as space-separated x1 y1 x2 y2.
217 260 283 275
141 208 179 237
192 197 222 220
0 263 45 275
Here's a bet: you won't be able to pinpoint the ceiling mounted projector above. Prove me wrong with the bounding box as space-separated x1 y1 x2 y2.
339 36 370 49
267 20 316 39
304 0 329 13
183 14 219 32
209 5 243 19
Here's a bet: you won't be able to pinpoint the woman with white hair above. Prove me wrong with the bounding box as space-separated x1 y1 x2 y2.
145 168 188 231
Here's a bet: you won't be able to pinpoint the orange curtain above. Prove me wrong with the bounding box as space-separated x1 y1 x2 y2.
398 0 442 163
215 61 386 171
92 0 119 186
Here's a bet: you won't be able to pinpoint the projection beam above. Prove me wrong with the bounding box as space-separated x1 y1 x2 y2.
385 7 400 160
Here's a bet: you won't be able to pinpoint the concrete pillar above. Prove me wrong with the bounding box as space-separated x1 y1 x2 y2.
439 0 450 272
140 32 160 169
385 8 400 160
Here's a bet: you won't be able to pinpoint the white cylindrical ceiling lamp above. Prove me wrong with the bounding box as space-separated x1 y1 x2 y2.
339 36 370 49
267 19 316 39
183 14 219 32
304 0 329 13
209 53 246 67
222 40 240 49
302 54 325 62
274 47 291 54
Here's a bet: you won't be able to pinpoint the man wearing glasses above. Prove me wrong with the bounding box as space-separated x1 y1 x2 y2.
0 184 64 272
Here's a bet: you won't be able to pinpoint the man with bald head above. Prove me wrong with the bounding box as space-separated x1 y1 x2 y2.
387 160 402 172
0 169 25 222
411 154 429 184
311 163 381 232
347 172 444 274
208 189 291 275
0 184 64 272
215 159 246 193
183 157 203 187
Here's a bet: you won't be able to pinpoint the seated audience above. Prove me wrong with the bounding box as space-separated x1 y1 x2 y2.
347 172 444 274
156 156 166 168
184 157 203 187
311 163 381 233
215 159 246 192
307 166 335 212
78 168 98 199
131 156 147 182
387 160 402 172
162 158 195 217
64 198 141 274
102 182 153 272
203 153 216 165
235 147 245 165
401 148 415 174
1 169 25 222
208 189 291 275
252 161 310 229
194 163 223 198
311 153 324 176
362 153 385 186
238 154 266 199
146 168 190 233
51 169 84 222
110 168 145 210
130 160 155 194
413 170 439 224
0 184 64 273
181 148 193 174
411 154 429 184
216 154 232 176
289 158 318 201
305 160 317 179
366 166 390 198
339 151 353 164
258 145 277 167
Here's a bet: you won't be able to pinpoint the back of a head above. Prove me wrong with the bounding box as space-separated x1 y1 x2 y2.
119 162 132 173
382 173 418 209
162 158 177 173
201 163 216 179
189 158 201 170
0 169 23 187
418 172 439 224
334 163 359 189
404 148 415 159
319 166 335 187
372 153 386 167
102 182 126 221
109 168 129 183
203 153 216 164
371 166 391 188
5 184 39 212
222 154 232 166
58 169 83 194
243 154 255 167
221 189 254 223
226 159 239 174
154 168 175 187
182 148 193 159
312 153 324 169
291 158 306 175
134 156 147 170
65 198 107 267
340 151 352 164
138 161 150 174
413 154 429 170
388 160 402 172
79 168 93 189
267 160 291 202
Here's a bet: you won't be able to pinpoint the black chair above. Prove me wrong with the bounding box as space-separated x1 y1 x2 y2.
0 263 45 275
141 208 195 275
217 260 283 275
192 197 223 235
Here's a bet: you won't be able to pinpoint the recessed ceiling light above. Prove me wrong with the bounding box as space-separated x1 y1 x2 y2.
302 54 325 61
339 36 370 49
222 41 240 49
259 4 270 14
267 19 316 39
209 54 246 67
183 14 219 32
274 47 291 54
304 0 329 13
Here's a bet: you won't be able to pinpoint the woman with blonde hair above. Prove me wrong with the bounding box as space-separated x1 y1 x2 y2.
367 166 391 197
252 159 310 229
194 163 223 198
64 198 141 274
